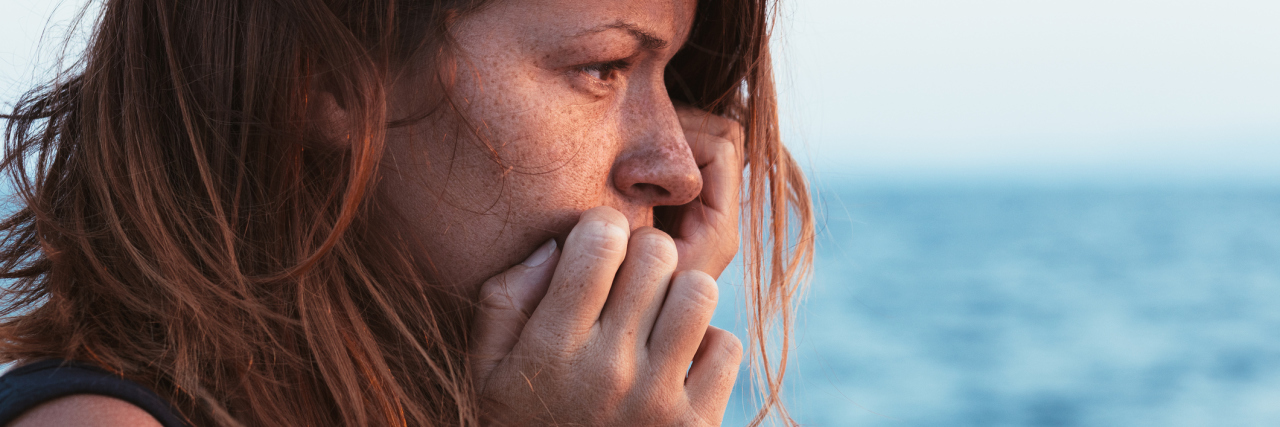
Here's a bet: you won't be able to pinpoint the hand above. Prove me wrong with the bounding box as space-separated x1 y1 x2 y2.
659 105 745 279
469 207 743 426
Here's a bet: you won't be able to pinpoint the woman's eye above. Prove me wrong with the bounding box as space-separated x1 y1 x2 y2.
579 60 632 82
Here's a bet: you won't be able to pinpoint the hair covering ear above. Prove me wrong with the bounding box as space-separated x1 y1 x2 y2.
307 85 353 149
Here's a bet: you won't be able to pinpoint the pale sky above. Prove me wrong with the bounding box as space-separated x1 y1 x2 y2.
3 0 1279 184
775 0 1280 183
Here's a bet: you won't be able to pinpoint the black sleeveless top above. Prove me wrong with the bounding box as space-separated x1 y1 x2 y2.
0 359 189 427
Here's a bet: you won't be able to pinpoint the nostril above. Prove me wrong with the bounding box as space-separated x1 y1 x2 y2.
630 183 671 199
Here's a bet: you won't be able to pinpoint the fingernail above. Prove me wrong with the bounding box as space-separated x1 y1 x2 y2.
521 239 557 267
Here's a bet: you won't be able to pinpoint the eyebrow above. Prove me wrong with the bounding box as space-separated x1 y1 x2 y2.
574 21 671 51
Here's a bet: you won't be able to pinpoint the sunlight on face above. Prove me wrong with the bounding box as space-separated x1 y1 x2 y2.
380 0 700 291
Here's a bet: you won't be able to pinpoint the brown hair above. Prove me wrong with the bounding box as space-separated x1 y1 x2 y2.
0 0 814 426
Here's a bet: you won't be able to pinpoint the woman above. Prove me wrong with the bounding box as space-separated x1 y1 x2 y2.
0 0 813 425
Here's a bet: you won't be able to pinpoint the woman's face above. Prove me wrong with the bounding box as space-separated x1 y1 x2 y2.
380 0 701 290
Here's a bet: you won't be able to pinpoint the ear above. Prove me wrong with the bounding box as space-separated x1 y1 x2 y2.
306 83 352 149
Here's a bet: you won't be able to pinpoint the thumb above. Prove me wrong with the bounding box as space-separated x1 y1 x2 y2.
470 239 560 379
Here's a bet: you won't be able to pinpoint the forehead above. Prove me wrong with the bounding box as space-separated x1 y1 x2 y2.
474 0 698 44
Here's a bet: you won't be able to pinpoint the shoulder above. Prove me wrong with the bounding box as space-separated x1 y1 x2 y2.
0 360 183 427
6 395 161 427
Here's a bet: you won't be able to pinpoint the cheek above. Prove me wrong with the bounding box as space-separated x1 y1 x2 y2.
471 69 621 220
379 69 622 289
490 104 618 230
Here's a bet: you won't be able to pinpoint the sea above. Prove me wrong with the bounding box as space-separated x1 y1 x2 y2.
714 182 1280 426
3 180 1278 425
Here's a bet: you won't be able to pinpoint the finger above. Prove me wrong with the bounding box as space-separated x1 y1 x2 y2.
678 111 743 214
469 239 560 378
685 326 743 424
525 206 630 339
684 130 742 214
600 227 678 347
676 105 744 150
647 270 719 377
671 130 740 265
671 108 744 278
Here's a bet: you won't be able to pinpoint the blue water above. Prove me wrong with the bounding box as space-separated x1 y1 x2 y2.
716 184 1280 426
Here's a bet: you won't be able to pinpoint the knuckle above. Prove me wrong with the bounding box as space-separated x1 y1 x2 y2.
581 205 629 229
675 104 702 121
476 278 516 311
574 220 629 259
593 359 636 402
724 121 745 142
701 134 738 159
699 113 741 140
676 270 719 309
718 332 744 361
531 331 586 361
600 358 632 386
676 107 740 140
477 291 515 314
630 227 678 267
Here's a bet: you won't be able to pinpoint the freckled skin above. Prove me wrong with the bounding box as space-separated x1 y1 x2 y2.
380 0 701 292
9 1 750 425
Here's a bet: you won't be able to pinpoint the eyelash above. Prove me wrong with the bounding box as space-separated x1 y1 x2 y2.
578 60 633 84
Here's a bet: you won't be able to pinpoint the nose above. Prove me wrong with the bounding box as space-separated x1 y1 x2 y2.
611 89 702 207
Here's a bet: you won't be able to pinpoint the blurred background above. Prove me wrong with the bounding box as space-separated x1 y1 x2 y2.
729 1 1280 426
3 0 1279 426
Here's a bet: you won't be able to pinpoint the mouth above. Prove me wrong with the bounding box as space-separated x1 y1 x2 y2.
652 205 679 235
547 206 667 253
